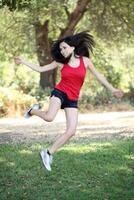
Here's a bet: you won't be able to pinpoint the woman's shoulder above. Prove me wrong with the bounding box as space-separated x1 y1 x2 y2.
82 56 90 68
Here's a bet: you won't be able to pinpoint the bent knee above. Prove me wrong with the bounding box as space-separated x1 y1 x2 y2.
45 114 55 122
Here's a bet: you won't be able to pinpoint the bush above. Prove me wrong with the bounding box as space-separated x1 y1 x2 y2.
80 89 111 106
79 88 124 111
0 87 37 117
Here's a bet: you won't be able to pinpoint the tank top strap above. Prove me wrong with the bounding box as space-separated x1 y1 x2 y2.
80 56 86 69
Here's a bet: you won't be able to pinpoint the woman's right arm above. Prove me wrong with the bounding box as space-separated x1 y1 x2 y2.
14 56 60 72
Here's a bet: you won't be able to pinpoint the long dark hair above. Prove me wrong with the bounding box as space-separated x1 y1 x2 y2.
51 31 95 64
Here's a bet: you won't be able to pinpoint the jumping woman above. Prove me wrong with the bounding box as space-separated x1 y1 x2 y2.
15 31 123 171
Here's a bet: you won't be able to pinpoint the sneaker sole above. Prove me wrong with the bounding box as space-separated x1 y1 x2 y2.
40 152 51 171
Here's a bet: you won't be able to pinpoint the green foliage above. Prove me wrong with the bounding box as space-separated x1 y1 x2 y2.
0 60 39 92
92 40 122 87
79 87 129 113
0 1 133 117
0 87 36 117
80 89 113 107
88 0 134 42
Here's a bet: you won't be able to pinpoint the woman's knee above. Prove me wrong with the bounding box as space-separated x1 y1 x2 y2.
42 112 55 122
43 112 55 122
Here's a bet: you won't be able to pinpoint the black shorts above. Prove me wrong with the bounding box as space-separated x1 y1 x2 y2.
50 88 78 109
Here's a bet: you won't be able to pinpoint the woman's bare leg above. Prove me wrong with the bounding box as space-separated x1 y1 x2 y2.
48 108 78 154
30 96 61 122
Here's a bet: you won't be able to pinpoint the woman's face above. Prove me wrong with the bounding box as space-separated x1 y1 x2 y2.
59 41 74 58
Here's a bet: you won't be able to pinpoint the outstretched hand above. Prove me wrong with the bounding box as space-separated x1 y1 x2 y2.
112 88 124 98
14 56 24 65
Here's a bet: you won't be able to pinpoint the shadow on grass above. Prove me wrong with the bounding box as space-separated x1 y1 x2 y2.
0 139 134 200
0 124 133 144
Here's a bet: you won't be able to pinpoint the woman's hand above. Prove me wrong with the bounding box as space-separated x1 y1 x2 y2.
14 56 24 65
112 88 124 98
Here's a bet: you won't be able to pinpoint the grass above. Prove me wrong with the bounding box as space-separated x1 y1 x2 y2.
0 139 134 200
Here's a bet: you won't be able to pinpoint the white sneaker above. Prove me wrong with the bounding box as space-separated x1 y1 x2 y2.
24 104 40 118
40 149 52 171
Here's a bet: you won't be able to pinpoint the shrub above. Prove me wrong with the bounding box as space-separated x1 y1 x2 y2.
0 87 37 117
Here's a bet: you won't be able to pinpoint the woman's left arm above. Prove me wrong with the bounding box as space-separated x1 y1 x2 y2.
85 58 124 98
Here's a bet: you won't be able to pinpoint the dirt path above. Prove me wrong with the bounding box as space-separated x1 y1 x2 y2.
0 111 134 144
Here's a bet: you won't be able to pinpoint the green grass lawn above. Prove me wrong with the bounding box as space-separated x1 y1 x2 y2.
0 139 134 200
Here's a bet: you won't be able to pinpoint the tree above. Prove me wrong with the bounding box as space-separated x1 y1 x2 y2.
1 0 91 89
1 0 134 91
34 0 91 89
88 0 134 42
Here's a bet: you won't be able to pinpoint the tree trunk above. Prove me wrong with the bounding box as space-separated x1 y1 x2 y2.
60 0 91 38
35 0 91 90
34 19 57 89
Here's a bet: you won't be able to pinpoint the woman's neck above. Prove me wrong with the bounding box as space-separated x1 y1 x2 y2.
69 53 79 63
68 53 80 67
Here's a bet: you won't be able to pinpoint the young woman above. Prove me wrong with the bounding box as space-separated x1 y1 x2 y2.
15 31 123 171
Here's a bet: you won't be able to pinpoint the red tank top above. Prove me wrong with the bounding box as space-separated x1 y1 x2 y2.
55 56 86 100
